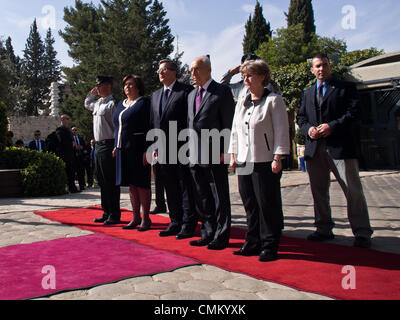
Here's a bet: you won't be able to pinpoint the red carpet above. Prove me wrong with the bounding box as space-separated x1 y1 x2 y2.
0 233 198 300
35 207 400 300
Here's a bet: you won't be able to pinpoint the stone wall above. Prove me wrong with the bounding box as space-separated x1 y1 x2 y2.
8 116 60 145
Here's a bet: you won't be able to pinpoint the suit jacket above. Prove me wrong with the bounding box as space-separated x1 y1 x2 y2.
28 139 46 152
73 135 86 160
55 125 74 162
113 97 151 152
188 80 235 166
150 81 194 164
297 77 360 160
229 90 290 163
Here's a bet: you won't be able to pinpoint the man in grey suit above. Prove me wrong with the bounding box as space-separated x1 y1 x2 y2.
150 59 197 239
187 56 235 250
297 53 373 248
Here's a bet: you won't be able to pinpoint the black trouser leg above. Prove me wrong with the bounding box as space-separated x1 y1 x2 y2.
95 143 121 220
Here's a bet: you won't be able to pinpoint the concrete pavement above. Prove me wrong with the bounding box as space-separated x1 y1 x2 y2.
0 170 399 300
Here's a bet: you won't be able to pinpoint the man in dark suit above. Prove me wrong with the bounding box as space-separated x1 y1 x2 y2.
187 56 235 250
297 53 373 248
71 127 86 191
150 59 197 239
28 130 46 152
56 115 79 193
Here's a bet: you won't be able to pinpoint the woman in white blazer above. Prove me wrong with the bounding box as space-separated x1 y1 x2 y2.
228 59 290 262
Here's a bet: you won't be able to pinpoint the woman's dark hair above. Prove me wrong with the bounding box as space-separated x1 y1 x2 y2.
122 74 145 96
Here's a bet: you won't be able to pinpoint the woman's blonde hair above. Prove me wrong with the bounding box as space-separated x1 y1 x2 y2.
240 59 271 86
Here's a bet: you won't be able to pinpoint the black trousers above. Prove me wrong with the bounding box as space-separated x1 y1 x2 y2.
153 163 166 210
190 164 231 244
159 164 197 232
238 162 283 253
64 158 77 193
95 141 121 220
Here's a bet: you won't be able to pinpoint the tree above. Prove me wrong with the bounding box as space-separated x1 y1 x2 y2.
43 28 61 84
339 48 385 67
0 39 17 114
21 19 46 116
256 24 347 69
286 0 316 43
243 1 272 54
0 101 8 151
5 37 22 82
60 0 176 139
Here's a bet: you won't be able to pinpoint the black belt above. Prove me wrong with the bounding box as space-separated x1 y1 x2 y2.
95 139 114 145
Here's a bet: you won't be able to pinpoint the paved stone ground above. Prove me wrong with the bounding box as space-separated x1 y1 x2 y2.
0 170 399 300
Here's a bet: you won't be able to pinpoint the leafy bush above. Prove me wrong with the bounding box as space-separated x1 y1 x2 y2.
0 101 8 151
0 147 67 197
294 129 306 145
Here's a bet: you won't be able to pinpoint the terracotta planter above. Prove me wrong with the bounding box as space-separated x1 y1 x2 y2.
0 169 23 198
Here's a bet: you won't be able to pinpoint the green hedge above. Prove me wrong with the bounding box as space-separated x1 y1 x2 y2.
0 101 8 152
0 147 68 197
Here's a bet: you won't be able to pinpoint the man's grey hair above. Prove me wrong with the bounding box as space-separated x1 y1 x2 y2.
198 56 211 69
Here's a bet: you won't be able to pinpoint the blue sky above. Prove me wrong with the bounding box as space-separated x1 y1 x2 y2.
1 0 399 81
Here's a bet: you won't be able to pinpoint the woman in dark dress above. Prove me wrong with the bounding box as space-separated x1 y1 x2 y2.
113 75 152 231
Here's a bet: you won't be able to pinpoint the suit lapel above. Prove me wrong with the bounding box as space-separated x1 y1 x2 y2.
160 82 178 121
322 82 335 105
309 84 318 123
189 88 196 122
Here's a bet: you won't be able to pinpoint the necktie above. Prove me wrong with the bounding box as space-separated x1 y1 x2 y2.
37 140 41 152
160 89 170 115
75 136 80 145
317 83 324 124
195 87 204 114
318 83 324 106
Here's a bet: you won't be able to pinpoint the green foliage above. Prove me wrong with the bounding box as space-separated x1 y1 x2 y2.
257 24 347 70
339 48 385 67
43 28 61 84
0 41 14 112
0 101 8 151
21 19 47 116
0 148 67 197
294 129 306 145
286 0 316 42
270 62 314 113
59 0 176 140
243 1 272 54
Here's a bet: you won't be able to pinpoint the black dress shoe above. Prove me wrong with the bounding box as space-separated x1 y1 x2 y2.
189 238 212 247
176 232 195 240
207 240 228 250
150 207 167 214
307 231 334 242
104 219 122 225
94 217 107 223
353 236 371 248
159 228 180 237
258 250 278 262
232 246 261 256
122 219 142 230
138 220 152 232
